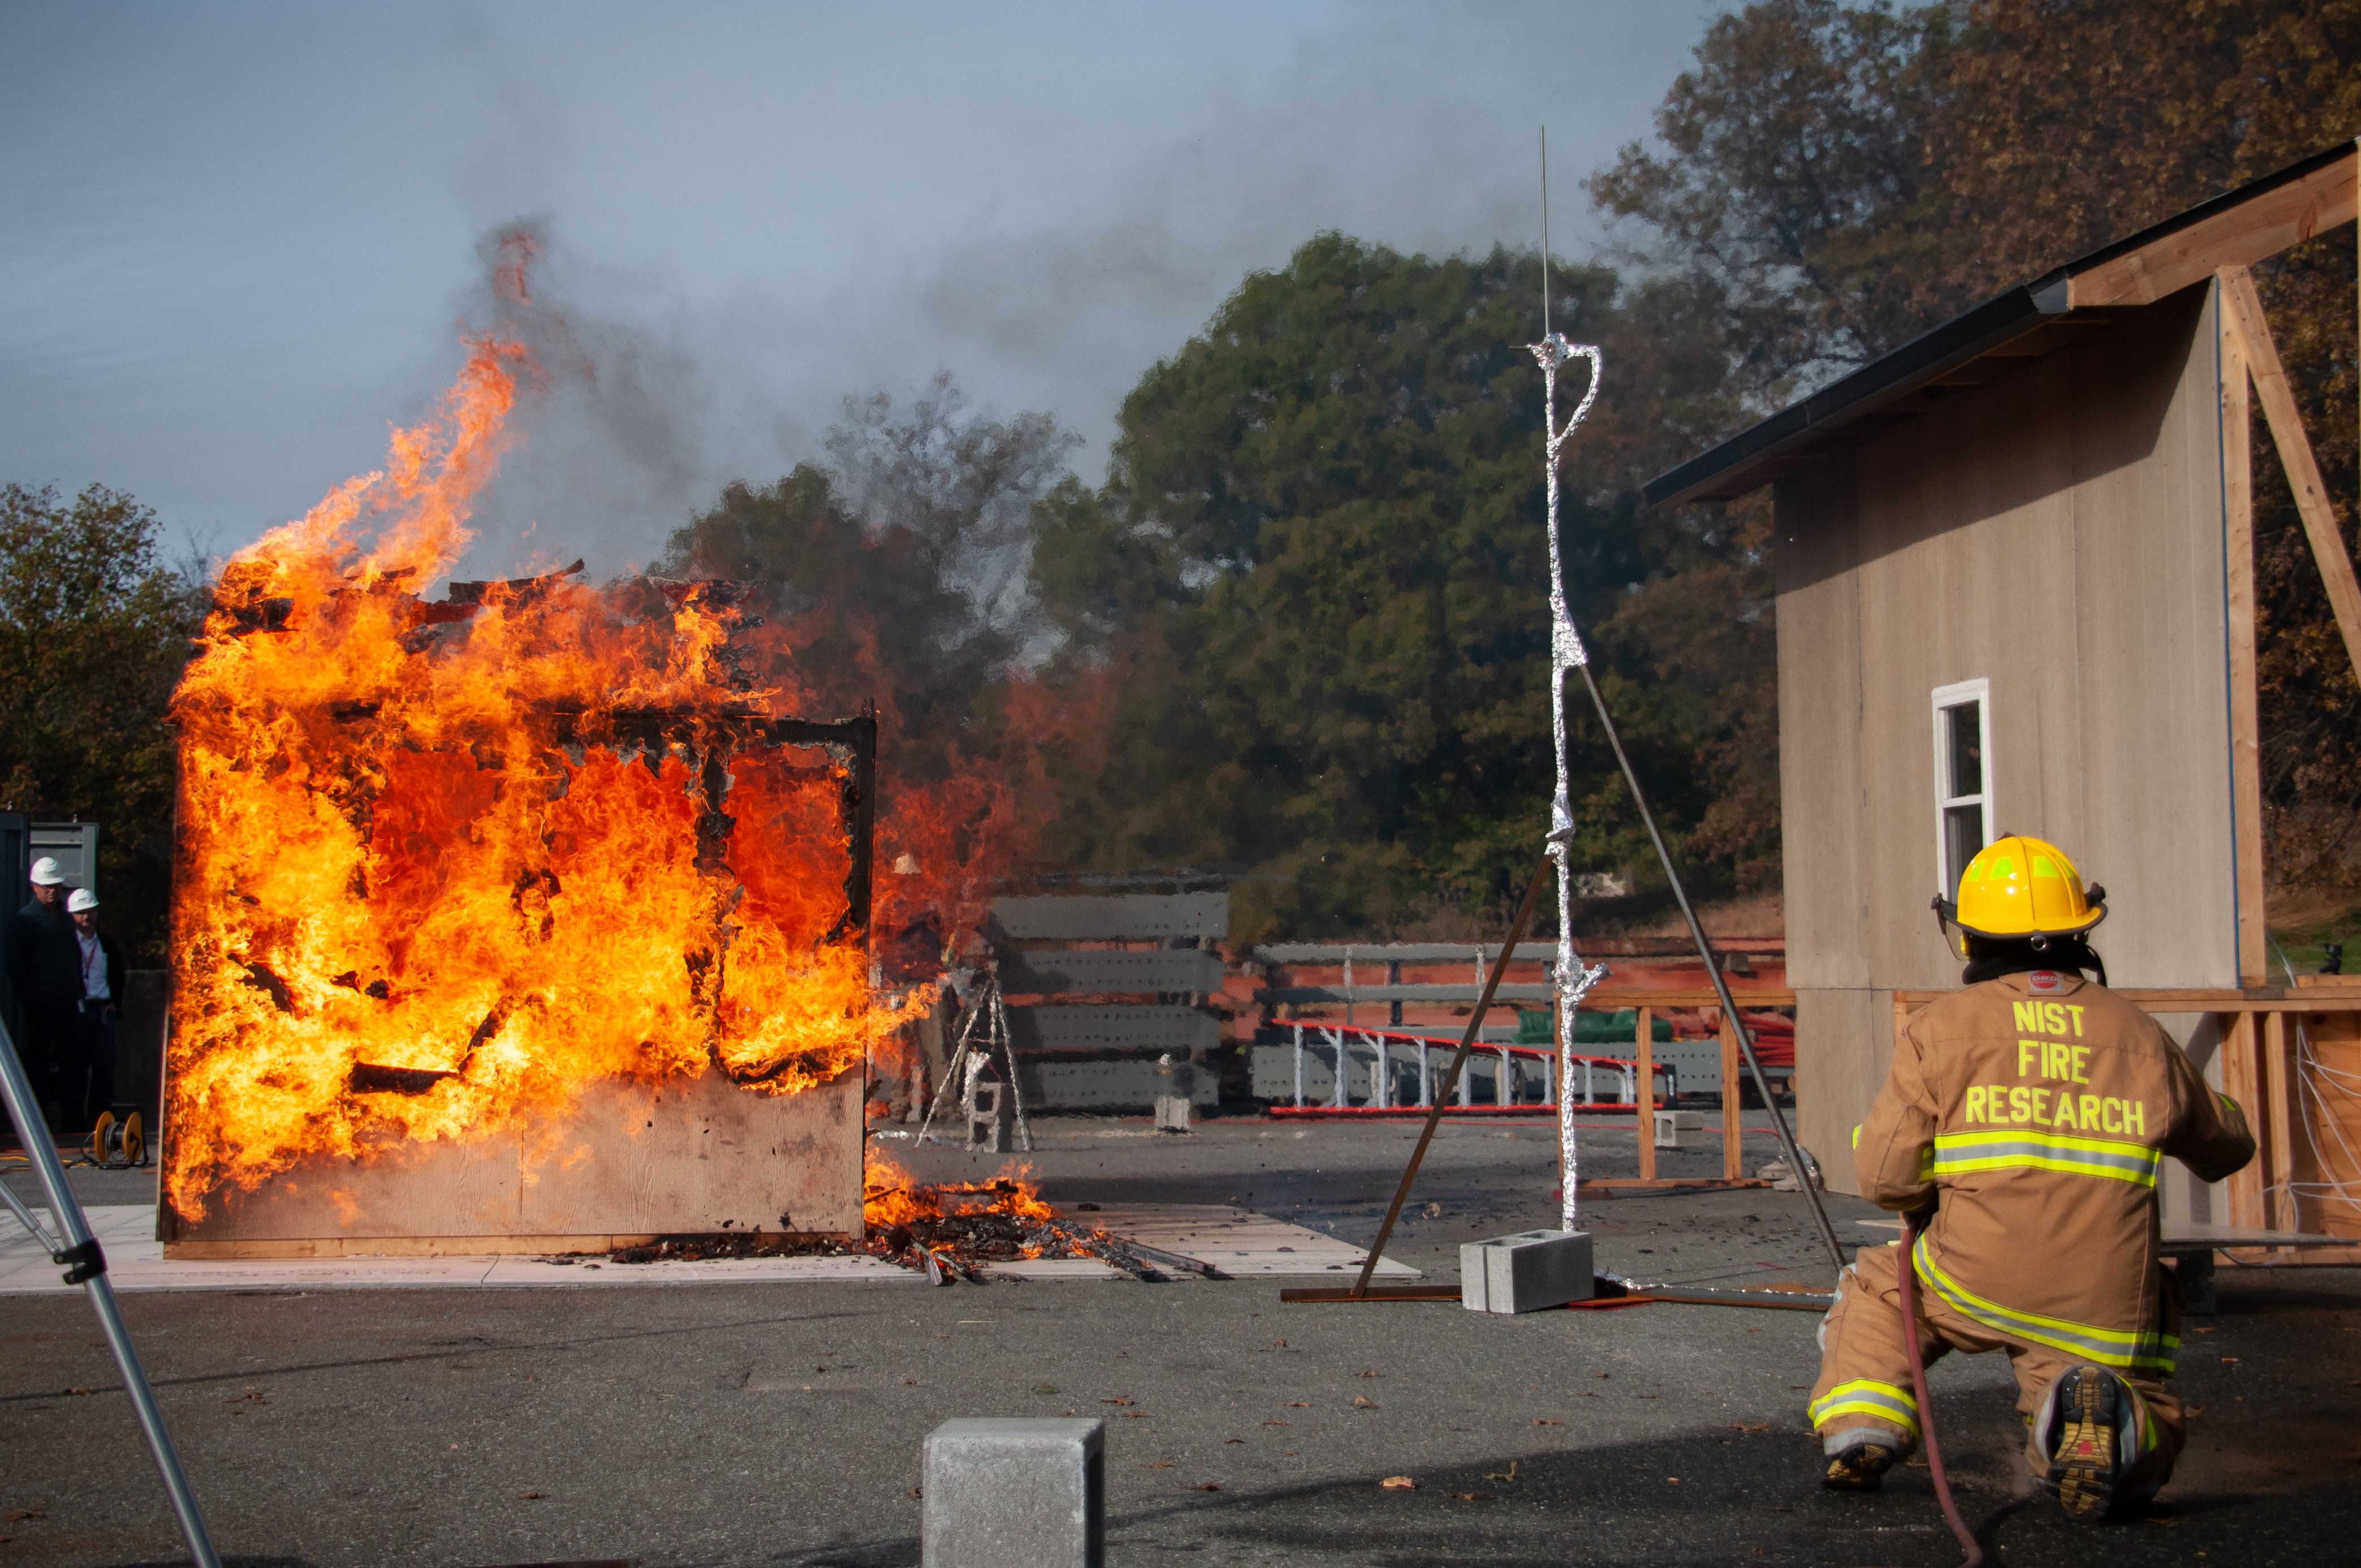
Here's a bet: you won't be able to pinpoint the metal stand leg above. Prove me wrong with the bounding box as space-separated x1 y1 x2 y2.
914 990 985 1148
0 1017 220 1568
989 978 1034 1154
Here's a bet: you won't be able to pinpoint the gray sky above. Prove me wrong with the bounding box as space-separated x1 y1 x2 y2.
2 1 1720 583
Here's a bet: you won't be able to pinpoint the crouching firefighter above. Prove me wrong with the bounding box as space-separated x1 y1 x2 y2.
1807 835 2255 1521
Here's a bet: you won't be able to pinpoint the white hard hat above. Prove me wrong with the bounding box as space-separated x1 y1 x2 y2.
67 888 98 914
29 857 65 887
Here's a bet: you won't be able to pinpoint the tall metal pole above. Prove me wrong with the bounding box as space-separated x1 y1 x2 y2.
1532 330 1608 1236
1527 319 1846 1273
1535 131 1611 1234
0 1017 221 1567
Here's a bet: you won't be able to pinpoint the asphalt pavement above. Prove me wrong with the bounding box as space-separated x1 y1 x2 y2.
2 1115 2356 1566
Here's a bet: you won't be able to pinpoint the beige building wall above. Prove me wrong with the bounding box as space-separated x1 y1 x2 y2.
1773 284 2236 1193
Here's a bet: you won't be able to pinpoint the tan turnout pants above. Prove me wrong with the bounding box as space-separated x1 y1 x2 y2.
1809 1243 2185 1494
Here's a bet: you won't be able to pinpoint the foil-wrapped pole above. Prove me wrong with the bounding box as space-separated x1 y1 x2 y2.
1529 331 1609 1233
1525 333 1846 1269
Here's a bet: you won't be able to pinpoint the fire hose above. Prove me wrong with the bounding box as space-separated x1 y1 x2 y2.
1893 1215 1983 1568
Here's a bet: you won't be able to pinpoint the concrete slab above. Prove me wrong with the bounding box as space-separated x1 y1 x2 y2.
1074 1204 1419 1277
989 1259 1126 1281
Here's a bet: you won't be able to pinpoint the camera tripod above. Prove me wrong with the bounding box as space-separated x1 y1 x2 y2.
0 1016 219 1566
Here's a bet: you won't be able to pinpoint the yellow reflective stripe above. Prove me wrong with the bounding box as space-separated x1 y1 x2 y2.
1930 1129 2159 1187
1851 1124 1861 1150
1914 1236 2177 1373
2127 1380 2160 1454
1810 1379 1919 1437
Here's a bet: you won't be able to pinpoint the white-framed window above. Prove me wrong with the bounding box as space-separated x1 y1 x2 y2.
1931 679 1992 899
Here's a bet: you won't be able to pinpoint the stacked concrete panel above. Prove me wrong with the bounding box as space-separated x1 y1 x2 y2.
988 894 1227 1114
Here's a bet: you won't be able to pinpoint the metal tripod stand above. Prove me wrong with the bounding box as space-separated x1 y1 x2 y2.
0 1016 219 1567
913 964 1034 1153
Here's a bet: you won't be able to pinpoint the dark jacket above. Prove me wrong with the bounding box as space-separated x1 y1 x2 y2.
8 898 83 1010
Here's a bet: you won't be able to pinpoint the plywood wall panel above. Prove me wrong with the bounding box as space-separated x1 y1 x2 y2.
1775 283 2234 1138
161 1069 863 1257
1775 463 1871 991
1793 987 1890 1198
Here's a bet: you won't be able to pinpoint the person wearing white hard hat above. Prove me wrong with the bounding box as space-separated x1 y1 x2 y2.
67 888 123 1130
7 858 84 1129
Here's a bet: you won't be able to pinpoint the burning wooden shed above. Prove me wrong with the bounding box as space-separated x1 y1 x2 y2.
158 339 901 1258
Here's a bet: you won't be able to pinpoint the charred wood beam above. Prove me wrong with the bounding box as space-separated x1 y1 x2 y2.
348 1062 457 1096
444 559 586 607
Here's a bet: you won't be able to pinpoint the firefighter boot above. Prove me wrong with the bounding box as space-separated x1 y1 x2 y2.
1823 1441 1898 1492
2043 1365 2121 1521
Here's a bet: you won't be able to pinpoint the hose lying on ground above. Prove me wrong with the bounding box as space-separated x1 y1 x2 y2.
1895 1216 1983 1568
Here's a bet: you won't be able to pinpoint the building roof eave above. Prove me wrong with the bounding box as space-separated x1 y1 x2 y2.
1643 141 2359 511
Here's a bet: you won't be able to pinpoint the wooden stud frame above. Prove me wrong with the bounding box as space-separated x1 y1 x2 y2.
1720 1010 1745 1181
1634 1005 1656 1183
2218 286 2268 986
2218 265 2361 679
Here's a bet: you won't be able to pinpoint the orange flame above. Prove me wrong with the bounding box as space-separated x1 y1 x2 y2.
861 1150 1054 1230
165 331 912 1220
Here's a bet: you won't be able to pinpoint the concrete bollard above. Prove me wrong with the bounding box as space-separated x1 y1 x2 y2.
1461 1229 1594 1313
922 1417 1106 1568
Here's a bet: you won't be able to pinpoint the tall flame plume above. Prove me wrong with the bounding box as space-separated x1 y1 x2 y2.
166 326 910 1221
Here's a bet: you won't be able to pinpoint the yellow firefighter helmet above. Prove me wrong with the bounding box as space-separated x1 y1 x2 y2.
1933 834 2107 943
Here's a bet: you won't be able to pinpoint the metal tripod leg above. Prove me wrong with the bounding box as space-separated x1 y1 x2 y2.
0 1016 220 1567
989 981 1034 1154
913 986 987 1148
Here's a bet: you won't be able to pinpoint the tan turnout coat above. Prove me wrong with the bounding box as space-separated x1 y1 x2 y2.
1854 969 2254 1376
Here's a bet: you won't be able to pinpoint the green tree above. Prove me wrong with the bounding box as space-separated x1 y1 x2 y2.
657 377 1077 788
655 380 1085 943
1587 0 1955 399
0 483 205 962
1594 0 2361 887
1032 236 1770 940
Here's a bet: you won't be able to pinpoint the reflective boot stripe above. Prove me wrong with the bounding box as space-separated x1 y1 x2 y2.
1810 1379 1919 1439
1929 1129 2161 1187
1914 1236 2178 1373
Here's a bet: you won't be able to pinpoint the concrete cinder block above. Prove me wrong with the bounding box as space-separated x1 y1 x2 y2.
1460 1229 1593 1313
923 1418 1106 1568
965 1068 1013 1153
1654 1109 1704 1148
